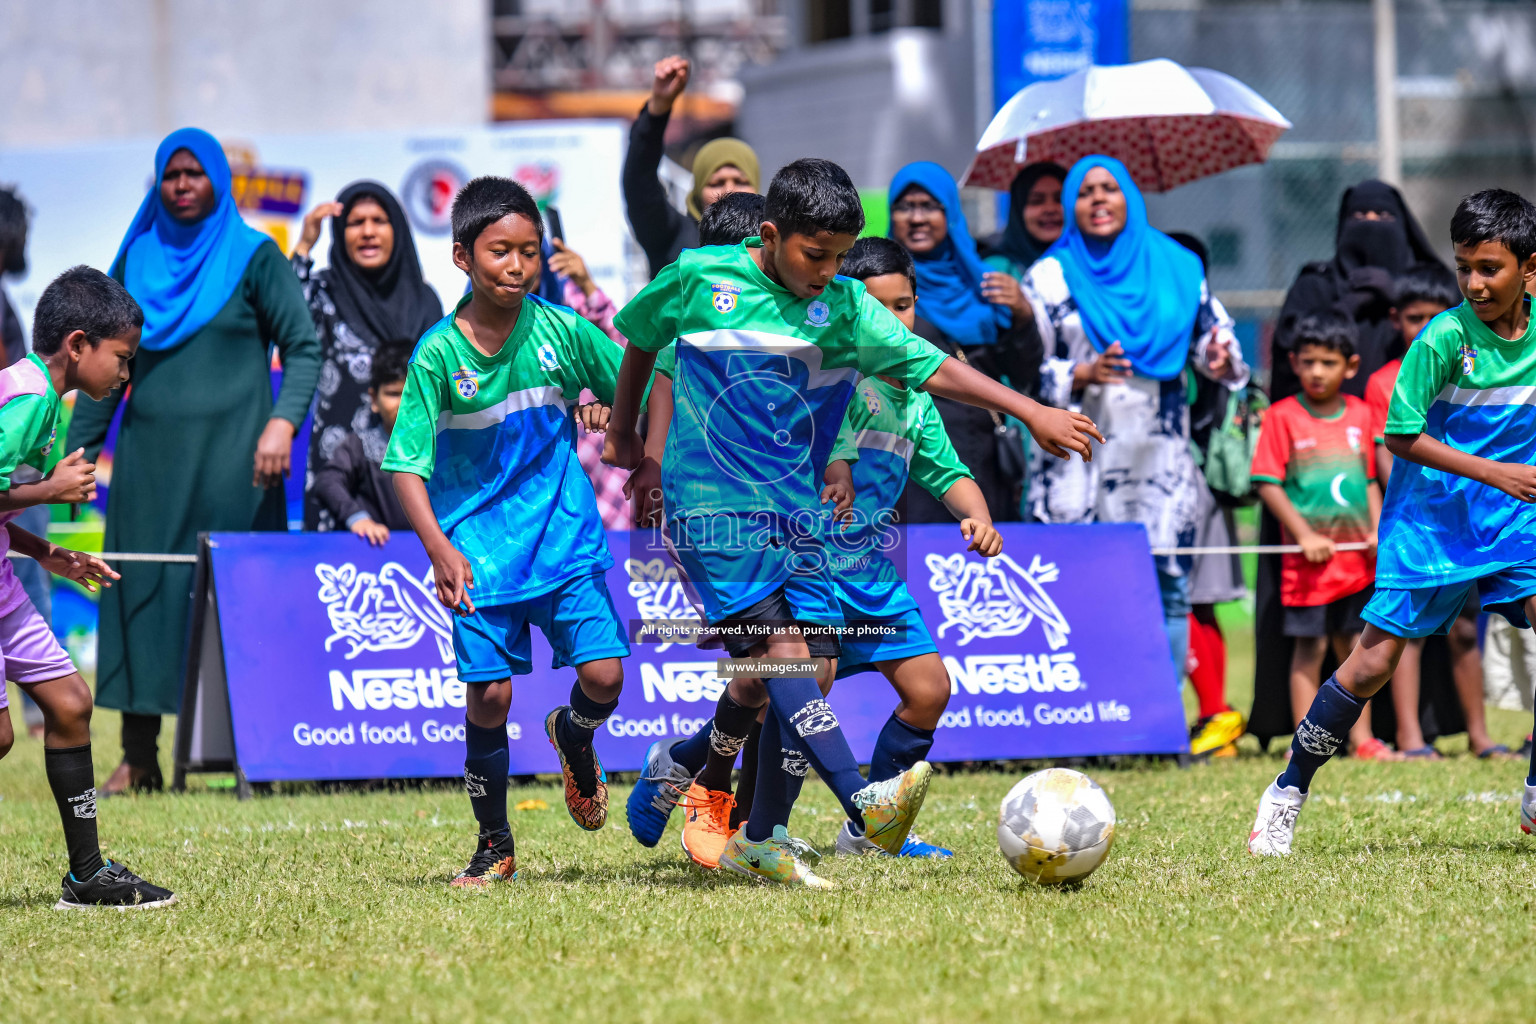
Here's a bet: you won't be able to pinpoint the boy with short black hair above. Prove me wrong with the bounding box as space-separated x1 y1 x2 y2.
1365 267 1506 758
1249 188 1536 855
313 338 413 545
385 177 633 886
1252 313 1385 761
606 157 1100 885
697 191 765 248
0 265 176 908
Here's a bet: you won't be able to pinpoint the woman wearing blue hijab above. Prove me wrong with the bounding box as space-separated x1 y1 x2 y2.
1023 155 1248 679
887 161 1041 524
67 128 320 793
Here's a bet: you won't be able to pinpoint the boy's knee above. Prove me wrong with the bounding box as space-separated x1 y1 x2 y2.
1449 617 1478 650
0 716 12 761
577 661 624 702
728 676 768 707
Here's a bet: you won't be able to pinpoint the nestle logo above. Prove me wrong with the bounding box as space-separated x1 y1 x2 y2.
943 653 1083 696
639 662 727 703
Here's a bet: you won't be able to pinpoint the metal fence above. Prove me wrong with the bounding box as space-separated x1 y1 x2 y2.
1134 0 1536 338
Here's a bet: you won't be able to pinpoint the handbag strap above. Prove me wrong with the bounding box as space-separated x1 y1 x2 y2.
948 345 1007 430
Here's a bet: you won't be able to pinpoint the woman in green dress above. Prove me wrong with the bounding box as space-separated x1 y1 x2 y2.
68 128 320 793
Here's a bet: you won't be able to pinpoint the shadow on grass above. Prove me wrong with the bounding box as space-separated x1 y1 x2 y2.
0 889 59 909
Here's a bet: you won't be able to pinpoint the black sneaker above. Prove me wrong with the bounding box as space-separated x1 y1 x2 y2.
450 834 517 888
56 861 176 910
1519 734 1533 760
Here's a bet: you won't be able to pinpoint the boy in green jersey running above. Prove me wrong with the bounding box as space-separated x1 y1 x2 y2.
385 178 636 886
1249 189 1536 856
606 158 1101 886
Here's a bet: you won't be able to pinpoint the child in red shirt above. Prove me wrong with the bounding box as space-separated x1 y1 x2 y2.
1253 314 1386 758
1366 268 1509 758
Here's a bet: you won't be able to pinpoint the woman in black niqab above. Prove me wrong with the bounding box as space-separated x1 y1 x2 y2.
1271 179 1448 401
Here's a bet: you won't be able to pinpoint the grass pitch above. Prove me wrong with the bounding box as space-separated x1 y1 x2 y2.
1 692 1533 1024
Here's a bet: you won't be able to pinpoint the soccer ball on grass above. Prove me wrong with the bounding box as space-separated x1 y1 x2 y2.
997 768 1116 884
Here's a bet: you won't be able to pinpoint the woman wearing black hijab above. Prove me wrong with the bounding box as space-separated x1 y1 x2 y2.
292 181 443 530
981 161 1069 279
1271 179 1447 401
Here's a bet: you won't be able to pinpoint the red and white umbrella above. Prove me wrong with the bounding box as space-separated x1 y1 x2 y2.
963 58 1292 193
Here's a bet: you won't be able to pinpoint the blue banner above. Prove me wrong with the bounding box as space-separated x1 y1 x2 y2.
207 524 1187 782
993 0 1131 111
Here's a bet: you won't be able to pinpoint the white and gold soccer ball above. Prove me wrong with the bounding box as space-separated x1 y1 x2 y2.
997 768 1116 884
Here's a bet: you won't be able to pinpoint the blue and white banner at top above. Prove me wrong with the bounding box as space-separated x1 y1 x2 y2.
203 523 1188 783
992 0 1130 111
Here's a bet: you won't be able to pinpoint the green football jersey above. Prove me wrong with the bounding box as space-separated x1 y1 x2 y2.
613 239 948 524
381 294 626 604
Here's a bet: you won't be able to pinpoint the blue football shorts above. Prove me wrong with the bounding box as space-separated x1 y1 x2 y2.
664 513 842 627
1362 565 1536 638
453 570 630 683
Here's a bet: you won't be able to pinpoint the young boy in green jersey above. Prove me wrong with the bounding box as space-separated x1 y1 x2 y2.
0 266 176 909
824 237 1002 859
384 177 634 886
1249 188 1536 856
606 158 1101 886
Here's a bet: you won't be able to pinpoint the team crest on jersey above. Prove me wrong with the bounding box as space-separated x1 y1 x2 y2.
1346 425 1362 450
710 282 741 314
805 299 831 326
1460 343 1477 375
862 386 881 415
451 367 478 399
41 427 54 458
537 343 560 371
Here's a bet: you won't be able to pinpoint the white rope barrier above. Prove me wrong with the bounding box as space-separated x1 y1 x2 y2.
1151 542 1371 556
4 543 1369 565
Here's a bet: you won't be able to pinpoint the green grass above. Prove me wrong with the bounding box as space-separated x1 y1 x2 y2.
2 692 1534 1023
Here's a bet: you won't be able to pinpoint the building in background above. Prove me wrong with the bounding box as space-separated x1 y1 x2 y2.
735 0 977 215
0 0 489 147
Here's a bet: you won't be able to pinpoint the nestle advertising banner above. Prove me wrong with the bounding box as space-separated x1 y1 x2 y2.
205 525 1186 782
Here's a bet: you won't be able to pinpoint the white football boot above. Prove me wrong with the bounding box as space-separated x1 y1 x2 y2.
1521 784 1536 837
1248 777 1308 856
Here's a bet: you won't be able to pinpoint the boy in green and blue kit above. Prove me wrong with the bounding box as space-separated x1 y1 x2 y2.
605 158 1101 886
1249 188 1536 856
385 178 632 886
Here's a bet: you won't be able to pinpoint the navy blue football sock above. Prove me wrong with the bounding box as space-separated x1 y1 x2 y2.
556 682 618 753
463 719 510 839
1527 715 1536 787
694 690 760 793
729 720 762 831
764 675 867 824
1277 675 1367 793
744 711 807 842
868 714 935 783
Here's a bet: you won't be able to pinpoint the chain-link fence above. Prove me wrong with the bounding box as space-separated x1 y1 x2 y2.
1134 0 1536 364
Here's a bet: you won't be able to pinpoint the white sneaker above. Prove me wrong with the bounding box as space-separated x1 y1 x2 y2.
1248 777 1308 856
1521 784 1536 836
834 820 882 856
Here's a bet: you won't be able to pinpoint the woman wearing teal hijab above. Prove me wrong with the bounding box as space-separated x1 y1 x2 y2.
68 128 320 793
1023 155 1248 680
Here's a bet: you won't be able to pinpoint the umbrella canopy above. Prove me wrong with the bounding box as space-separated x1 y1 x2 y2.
964 58 1292 193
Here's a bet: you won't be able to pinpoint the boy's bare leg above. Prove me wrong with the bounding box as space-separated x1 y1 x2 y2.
1390 637 1429 752
0 706 13 762
1448 616 1499 755
1290 636 1327 731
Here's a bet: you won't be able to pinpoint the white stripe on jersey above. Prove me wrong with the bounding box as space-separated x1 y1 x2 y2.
855 429 914 465
437 385 568 432
1434 383 1536 408
678 329 862 390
